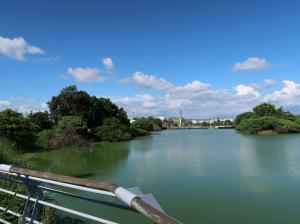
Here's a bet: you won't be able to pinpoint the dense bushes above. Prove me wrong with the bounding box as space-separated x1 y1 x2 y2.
95 118 131 142
0 86 164 149
0 86 136 149
0 109 37 149
235 103 300 134
132 117 163 131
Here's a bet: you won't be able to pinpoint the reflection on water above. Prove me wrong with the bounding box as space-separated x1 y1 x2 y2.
35 130 300 224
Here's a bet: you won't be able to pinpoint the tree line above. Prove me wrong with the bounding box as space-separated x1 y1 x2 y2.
235 103 300 134
0 85 162 151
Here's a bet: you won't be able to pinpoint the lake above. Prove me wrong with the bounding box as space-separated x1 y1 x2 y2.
38 129 300 224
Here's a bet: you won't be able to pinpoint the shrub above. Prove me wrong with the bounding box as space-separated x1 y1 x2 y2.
253 103 277 117
28 111 53 131
0 109 37 149
52 116 88 147
36 129 55 149
132 117 163 132
56 116 88 137
95 118 131 142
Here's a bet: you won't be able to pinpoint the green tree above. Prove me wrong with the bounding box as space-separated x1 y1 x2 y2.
56 116 88 136
0 109 37 149
47 85 91 123
28 111 52 131
52 116 88 147
253 103 277 117
235 112 257 125
48 85 130 129
95 118 131 142
87 96 129 128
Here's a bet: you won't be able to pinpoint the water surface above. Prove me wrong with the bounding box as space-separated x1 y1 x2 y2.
38 129 300 224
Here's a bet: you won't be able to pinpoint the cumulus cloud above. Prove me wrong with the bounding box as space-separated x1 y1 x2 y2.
115 78 264 118
236 84 260 97
67 67 107 83
264 80 300 108
0 36 44 61
0 100 11 110
132 71 174 90
250 79 277 91
233 57 271 72
17 102 49 114
102 57 115 73
114 94 163 115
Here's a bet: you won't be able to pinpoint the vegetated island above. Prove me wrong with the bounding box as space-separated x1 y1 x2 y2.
235 103 300 135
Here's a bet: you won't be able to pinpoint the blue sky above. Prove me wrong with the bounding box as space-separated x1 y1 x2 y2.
0 0 300 118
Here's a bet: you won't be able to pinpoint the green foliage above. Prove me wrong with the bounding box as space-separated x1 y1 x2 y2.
130 126 150 137
48 85 130 128
253 103 277 117
28 111 53 131
0 109 37 149
235 112 257 125
47 85 91 123
132 117 163 132
224 119 233 126
51 116 88 147
95 118 131 142
36 129 55 149
235 103 300 134
56 116 88 136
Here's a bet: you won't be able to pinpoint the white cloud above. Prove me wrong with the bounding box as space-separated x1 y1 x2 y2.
233 57 271 72
117 77 131 84
67 67 107 83
114 94 162 115
132 71 174 90
236 84 260 97
169 81 211 95
115 78 263 118
264 80 300 108
17 102 49 114
102 57 115 73
0 100 11 110
0 36 44 61
251 79 277 91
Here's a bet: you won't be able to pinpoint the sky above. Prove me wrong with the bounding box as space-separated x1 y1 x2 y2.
0 0 300 118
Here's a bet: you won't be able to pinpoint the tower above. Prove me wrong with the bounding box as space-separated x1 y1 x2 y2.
179 110 183 128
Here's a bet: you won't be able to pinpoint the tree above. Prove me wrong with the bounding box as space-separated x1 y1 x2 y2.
47 85 91 123
95 118 131 142
52 116 88 147
48 85 130 129
235 112 257 125
253 103 277 117
235 103 300 134
87 96 129 128
56 116 88 137
28 111 52 131
0 109 37 149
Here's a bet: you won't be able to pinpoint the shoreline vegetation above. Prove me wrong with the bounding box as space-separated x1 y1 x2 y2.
0 85 165 157
235 103 300 135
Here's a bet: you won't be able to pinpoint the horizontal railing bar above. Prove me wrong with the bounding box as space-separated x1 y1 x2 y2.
0 165 182 224
39 186 136 213
0 206 43 224
0 171 115 197
0 187 119 224
0 176 133 213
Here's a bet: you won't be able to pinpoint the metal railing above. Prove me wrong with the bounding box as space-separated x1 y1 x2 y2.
0 164 181 224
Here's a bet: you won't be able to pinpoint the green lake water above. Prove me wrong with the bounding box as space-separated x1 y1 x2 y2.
36 129 300 224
